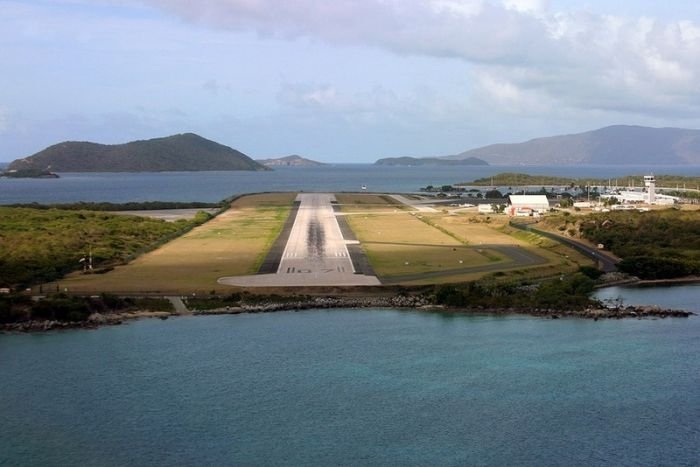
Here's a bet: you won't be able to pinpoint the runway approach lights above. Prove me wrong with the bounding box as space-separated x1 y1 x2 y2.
79 247 94 273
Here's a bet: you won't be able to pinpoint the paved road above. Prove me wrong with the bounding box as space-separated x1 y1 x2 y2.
167 296 190 314
509 221 619 273
219 194 380 287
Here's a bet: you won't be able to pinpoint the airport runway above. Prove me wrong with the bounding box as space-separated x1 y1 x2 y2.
218 194 381 287
389 194 438 212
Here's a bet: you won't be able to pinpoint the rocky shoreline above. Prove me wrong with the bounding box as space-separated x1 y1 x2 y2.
192 296 694 320
1 311 172 333
1 296 693 333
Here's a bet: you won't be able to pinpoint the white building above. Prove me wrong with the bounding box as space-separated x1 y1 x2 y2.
478 204 494 214
507 195 550 216
600 175 677 205
601 191 677 205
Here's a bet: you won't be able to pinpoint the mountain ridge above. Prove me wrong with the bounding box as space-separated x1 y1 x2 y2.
8 133 268 172
374 156 489 166
444 125 700 165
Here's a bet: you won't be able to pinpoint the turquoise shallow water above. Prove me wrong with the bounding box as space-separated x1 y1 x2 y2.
594 284 700 312
1 309 699 466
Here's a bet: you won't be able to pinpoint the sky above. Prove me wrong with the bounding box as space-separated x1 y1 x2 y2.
2 0 700 163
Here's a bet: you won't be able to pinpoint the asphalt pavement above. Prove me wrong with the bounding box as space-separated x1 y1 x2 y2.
218 193 381 287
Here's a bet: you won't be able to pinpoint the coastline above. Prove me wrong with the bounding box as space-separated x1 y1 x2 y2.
191 296 694 320
0 310 172 333
594 275 700 289
2 295 693 333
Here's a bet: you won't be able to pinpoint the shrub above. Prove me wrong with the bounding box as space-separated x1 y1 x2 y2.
579 265 603 280
31 295 91 322
618 256 694 280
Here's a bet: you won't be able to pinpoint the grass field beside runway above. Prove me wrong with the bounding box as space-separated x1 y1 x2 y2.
52 193 295 294
49 192 595 293
340 194 594 284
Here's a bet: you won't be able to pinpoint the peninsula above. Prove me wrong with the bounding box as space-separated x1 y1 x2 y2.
256 155 326 167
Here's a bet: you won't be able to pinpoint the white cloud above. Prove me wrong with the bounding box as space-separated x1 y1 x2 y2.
430 0 484 17
644 52 692 84
502 0 548 14
277 81 477 129
0 106 11 133
141 0 700 120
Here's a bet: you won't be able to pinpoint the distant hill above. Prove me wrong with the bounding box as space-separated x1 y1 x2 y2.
256 155 325 167
8 133 268 172
444 125 700 165
374 156 489 166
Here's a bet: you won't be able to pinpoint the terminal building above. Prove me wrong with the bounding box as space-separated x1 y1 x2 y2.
600 175 678 205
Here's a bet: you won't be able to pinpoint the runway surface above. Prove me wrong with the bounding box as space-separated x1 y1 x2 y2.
218 194 381 287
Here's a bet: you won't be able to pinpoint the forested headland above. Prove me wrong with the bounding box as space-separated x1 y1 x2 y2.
541 210 700 279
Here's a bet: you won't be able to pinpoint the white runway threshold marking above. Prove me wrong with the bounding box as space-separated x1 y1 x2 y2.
218 193 380 287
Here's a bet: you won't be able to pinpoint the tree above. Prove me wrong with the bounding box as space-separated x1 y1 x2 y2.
559 198 573 208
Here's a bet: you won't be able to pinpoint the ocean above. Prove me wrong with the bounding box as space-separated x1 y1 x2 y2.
1 300 699 466
2 164 700 204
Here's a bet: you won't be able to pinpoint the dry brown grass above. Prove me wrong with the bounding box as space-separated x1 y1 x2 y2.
425 214 523 245
343 204 592 284
343 208 506 280
346 212 461 246
334 193 402 213
51 191 597 293
55 193 295 294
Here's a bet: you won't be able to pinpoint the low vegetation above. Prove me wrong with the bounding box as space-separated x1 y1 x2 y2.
0 293 172 324
53 193 295 294
433 272 596 309
463 173 578 187
0 206 213 288
6 201 222 211
543 210 700 279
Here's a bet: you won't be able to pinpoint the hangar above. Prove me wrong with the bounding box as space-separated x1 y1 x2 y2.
507 195 550 216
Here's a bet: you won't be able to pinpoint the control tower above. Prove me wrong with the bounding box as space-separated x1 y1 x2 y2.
644 175 656 204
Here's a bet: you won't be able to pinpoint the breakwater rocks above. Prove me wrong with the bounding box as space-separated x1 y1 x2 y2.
1 311 172 333
2 299 693 333
192 296 694 320
193 295 435 314
518 305 693 320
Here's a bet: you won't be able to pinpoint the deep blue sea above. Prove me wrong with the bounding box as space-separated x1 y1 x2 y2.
1 299 699 466
2 164 700 204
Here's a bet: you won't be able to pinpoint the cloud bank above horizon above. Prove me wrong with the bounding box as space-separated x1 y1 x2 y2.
2 0 700 162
